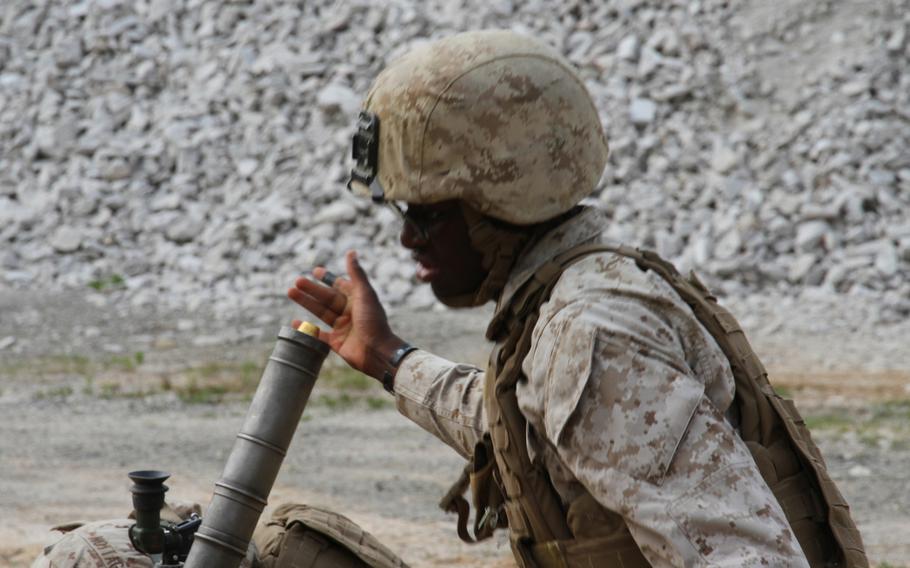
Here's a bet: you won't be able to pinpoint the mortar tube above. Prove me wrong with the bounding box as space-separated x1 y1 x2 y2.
184 325 329 568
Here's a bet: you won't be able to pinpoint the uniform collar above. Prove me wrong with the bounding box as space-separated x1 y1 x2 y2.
494 206 609 321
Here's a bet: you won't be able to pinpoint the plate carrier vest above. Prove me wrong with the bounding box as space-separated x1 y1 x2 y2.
440 243 868 568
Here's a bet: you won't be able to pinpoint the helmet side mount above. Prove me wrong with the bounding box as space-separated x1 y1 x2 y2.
347 111 385 204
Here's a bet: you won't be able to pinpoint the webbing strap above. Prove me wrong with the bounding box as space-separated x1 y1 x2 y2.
486 311 573 546
438 464 476 543
529 535 652 568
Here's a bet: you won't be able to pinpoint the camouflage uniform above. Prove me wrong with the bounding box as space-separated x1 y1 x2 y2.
393 207 810 567
31 519 258 568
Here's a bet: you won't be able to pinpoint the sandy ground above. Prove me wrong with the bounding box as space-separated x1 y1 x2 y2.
1 288 908 567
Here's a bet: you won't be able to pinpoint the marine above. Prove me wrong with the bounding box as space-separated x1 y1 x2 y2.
288 30 869 567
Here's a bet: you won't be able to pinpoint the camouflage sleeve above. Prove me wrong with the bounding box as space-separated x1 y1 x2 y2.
521 255 809 567
392 350 487 459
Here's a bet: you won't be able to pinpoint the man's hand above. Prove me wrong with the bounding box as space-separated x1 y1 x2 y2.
287 250 407 381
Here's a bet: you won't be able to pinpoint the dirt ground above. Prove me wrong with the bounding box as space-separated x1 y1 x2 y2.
1 288 908 567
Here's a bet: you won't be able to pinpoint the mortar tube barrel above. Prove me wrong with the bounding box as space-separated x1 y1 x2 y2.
184 325 329 568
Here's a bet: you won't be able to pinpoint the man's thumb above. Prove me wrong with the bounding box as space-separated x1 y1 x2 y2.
346 250 368 285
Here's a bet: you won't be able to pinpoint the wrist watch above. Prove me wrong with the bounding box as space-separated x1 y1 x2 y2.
382 343 418 394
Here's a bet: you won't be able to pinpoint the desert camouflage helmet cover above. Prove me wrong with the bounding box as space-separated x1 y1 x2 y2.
353 30 609 225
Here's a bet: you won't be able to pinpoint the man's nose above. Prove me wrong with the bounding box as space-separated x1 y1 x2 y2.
400 219 428 249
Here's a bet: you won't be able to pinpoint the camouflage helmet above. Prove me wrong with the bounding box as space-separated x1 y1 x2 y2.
349 30 609 225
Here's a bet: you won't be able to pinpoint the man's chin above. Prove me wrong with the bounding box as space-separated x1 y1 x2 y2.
430 282 483 308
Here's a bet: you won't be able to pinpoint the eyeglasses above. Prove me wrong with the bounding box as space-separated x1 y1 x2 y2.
385 202 458 242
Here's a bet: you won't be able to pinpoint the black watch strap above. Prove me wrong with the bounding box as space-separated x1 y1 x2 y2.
382 343 418 394
390 343 418 367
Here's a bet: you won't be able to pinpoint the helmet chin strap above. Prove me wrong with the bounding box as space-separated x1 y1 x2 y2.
434 203 534 309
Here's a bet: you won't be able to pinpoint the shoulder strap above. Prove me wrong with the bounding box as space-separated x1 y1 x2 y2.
482 243 639 565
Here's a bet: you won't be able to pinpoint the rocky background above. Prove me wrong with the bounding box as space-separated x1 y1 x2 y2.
1 0 909 324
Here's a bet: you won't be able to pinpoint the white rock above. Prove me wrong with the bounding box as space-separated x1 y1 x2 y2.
382 278 412 304
0 336 16 350
313 201 358 226
247 195 295 239
316 83 361 117
875 243 899 276
848 465 872 478
637 46 662 77
795 221 830 252
99 159 132 181
788 254 817 282
691 235 713 265
39 119 80 158
236 158 259 178
50 227 83 253
151 194 182 211
617 35 640 61
898 237 910 262
711 141 739 174
714 229 742 260
886 24 906 53
646 28 681 56
165 216 205 244
841 79 869 97
629 98 657 126
407 285 438 310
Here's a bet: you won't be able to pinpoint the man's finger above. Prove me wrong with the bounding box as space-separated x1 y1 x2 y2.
287 287 342 326
294 276 347 314
313 266 353 294
344 250 381 301
320 270 338 287
346 250 379 296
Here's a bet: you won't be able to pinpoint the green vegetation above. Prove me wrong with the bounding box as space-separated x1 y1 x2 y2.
316 392 355 409
308 365 391 411
804 398 910 447
98 381 121 399
773 385 792 398
176 378 232 404
34 385 74 400
869 399 910 421
1 353 142 378
9 352 392 410
319 366 374 391
366 396 392 410
170 360 263 404
88 273 125 291
107 355 137 372
804 413 854 432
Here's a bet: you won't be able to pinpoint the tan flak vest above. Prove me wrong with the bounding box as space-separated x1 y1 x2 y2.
441 244 868 568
